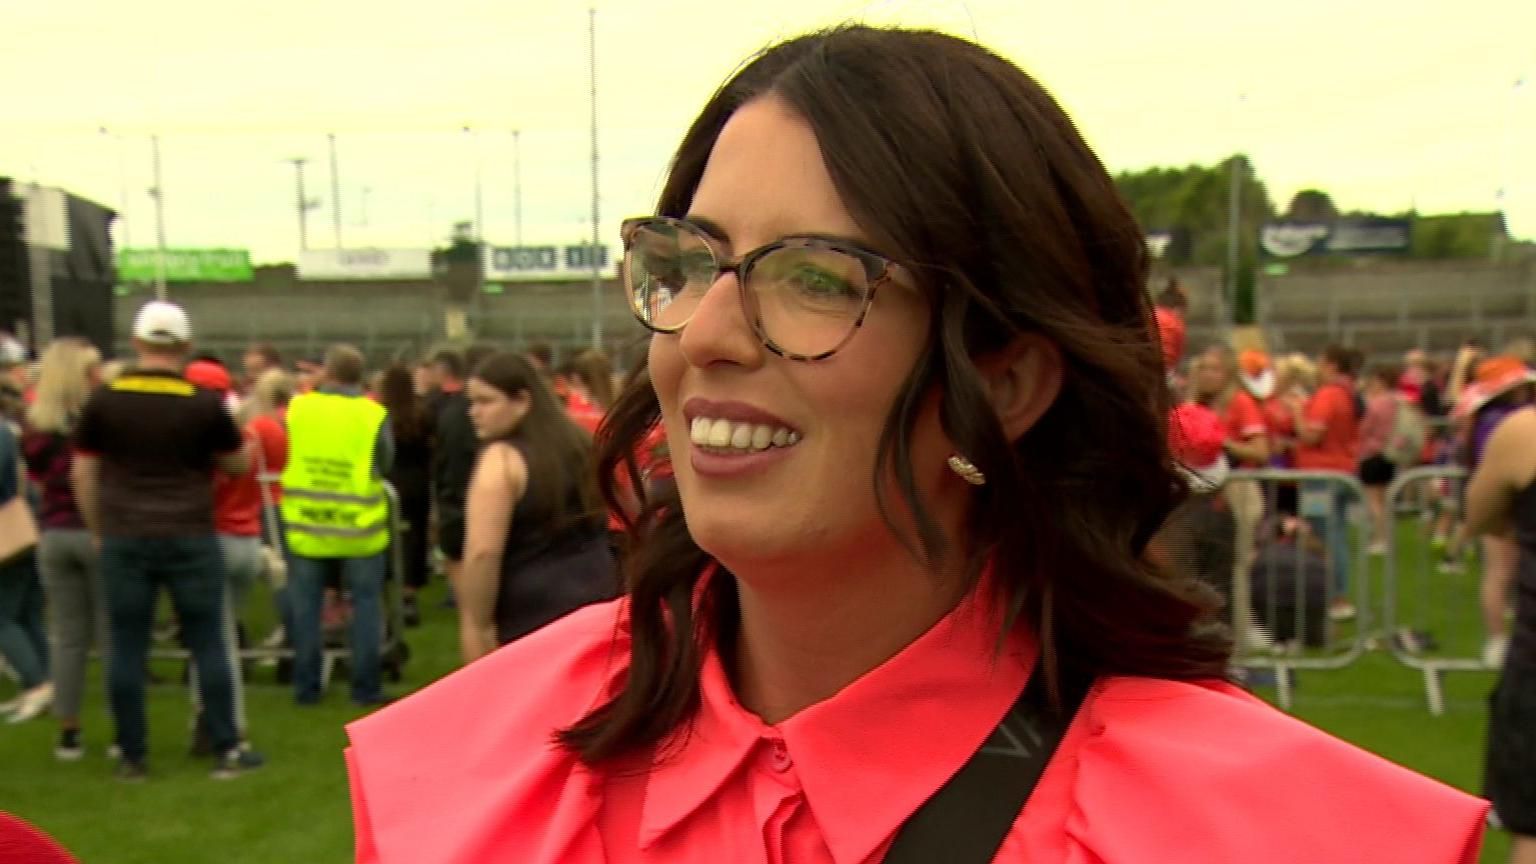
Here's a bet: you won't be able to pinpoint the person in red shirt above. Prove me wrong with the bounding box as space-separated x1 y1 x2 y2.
1293 346 1362 620
184 361 290 745
346 29 1484 863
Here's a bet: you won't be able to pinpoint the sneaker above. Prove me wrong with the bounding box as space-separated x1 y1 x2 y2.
115 759 148 783
402 595 421 628
106 744 122 761
1368 541 1389 557
0 693 20 714
55 728 85 762
259 626 286 650
1327 599 1357 622
1484 635 1511 669
1437 556 1465 574
211 746 266 780
8 683 53 724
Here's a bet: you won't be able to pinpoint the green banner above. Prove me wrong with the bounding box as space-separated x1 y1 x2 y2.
117 248 253 283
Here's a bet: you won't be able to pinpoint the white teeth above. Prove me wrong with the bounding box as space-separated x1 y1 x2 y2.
690 417 800 452
707 418 733 448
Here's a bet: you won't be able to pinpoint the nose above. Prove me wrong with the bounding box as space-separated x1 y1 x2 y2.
676 270 765 371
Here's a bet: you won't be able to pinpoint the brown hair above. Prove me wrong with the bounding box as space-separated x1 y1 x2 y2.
471 351 604 535
570 349 615 410
378 364 427 443
323 344 365 387
559 26 1229 763
247 341 281 368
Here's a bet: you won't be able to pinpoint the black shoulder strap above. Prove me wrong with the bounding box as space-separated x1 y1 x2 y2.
882 663 1092 864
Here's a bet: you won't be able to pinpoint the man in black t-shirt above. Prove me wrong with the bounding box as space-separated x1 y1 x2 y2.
72 301 265 781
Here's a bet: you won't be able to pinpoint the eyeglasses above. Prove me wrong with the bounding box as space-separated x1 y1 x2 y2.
620 216 898 361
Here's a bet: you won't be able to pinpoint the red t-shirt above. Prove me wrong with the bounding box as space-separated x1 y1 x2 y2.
214 415 288 537
1295 382 1359 472
1218 390 1268 468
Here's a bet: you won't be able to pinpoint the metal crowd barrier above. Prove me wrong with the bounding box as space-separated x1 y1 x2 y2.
151 479 409 694
1223 469 1372 710
1381 465 1488 716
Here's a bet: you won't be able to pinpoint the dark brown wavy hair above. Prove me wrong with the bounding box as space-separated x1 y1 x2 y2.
558 26 1230 764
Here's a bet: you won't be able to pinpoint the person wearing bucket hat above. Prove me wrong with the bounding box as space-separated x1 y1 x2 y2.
1238 350 1276 401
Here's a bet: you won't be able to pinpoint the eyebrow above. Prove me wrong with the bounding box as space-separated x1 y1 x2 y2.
680 214 876 255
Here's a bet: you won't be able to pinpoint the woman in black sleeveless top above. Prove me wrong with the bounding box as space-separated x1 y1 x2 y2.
1466 396 1536 856
455 351 616 662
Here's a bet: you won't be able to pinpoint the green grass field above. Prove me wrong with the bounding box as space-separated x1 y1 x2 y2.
0 512 1515 863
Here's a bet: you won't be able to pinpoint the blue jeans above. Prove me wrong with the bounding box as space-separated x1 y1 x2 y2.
101 534 236 764
288 553 385 704
0 550 48 689
1300 480 1353 600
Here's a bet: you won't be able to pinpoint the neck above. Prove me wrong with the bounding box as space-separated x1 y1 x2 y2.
134 353 181 372
727 535 970 725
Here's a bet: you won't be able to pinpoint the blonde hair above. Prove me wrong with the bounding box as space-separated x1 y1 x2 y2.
25 339 100 433
239 368 294 425
1275 352 1318 392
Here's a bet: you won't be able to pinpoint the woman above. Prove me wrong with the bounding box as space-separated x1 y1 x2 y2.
454 351 614 661
1190 344 1269 648
347 28 1483 862
1453 357 1536 668
378 364 433 627
1466 396 1536 864
20 339 99 751
1357 365 1401 555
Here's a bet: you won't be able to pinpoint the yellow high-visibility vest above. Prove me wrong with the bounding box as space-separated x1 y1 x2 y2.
281 392 389 558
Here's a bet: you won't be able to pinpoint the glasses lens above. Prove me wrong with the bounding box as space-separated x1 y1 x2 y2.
747 245 872 357
624 222 717 331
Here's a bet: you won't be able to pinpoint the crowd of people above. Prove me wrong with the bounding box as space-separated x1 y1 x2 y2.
0 299 630 780
1156 281 1536 664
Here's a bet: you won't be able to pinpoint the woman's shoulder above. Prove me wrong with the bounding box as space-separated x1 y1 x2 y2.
349 597 627 754
1055 676 1486 862
348 599 629 860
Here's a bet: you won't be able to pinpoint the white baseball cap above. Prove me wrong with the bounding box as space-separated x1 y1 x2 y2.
132 301 191 345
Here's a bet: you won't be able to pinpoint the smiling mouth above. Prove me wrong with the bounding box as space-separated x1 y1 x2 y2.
688 416 801 453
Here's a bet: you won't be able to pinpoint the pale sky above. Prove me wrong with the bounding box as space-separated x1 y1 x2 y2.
3 0 1533 264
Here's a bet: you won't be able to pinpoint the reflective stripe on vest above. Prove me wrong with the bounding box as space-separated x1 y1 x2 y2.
280 392 389 558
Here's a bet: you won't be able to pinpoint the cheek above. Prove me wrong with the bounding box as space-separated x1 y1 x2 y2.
648 336 681 409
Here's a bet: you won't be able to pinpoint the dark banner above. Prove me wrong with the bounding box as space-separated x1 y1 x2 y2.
1260 217 1412 258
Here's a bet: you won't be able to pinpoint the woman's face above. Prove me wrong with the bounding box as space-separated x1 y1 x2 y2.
467 377 530 441
1192 349 1231 399
648 96 943 571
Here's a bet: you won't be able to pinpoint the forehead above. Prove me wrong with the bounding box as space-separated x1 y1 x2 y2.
688 96 866 249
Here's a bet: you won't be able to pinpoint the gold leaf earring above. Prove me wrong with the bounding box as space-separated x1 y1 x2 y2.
947 453 986 486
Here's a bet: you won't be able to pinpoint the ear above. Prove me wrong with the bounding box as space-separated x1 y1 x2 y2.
974 334 1063 443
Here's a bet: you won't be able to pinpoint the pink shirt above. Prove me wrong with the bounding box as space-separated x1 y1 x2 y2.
1358 392 1398 459
346 572 1486 863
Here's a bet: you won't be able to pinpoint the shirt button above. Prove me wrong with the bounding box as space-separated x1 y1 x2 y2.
767 740 793 772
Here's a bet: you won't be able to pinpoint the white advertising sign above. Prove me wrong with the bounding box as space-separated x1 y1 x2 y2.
298 248 431 280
